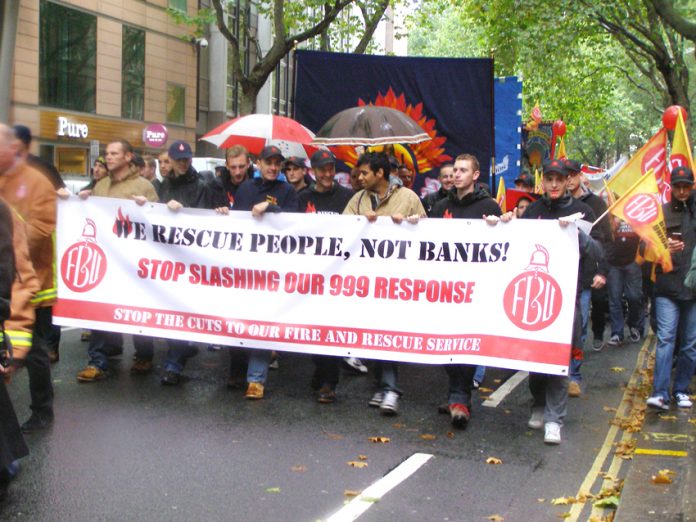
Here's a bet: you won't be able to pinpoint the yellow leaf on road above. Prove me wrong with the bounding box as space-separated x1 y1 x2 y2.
420 434 437 441
486 515 504 521
652 469 675 484
291 465 307 472
688 418 696 425
368 436 390 443
347 461 368 468
479 387 494 393
659 415 677 421
358 455 368 461
610 367 626 372
551 497 575 505
486 457 503 465
344 490 360 497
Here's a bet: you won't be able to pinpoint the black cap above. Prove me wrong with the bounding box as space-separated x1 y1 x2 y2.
259 145 284 161
168 140 193 160
670 166 694 186
311 149 335 169
13 125 32 146
563 159 582 174
388 155 400 169
284 156 306 169
131 154 145 168
514 172 534 187
543 158 568 176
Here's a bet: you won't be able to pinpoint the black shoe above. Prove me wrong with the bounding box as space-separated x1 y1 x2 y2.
21 413 54 434
160 370 181 386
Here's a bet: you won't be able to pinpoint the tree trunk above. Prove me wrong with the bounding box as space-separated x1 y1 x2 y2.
239 84 258 115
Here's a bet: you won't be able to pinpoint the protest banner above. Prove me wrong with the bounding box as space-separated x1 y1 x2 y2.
54 197 580 375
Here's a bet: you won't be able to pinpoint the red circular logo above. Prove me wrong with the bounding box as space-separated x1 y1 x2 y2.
503 271 562 331
669 153 689 171
641 144 666 175
60 241 107 292
624 193 658 225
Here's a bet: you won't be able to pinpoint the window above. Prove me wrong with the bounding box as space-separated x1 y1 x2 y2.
122 26 145 120
169 0 187 12
39 1 97 112
167 83 185 124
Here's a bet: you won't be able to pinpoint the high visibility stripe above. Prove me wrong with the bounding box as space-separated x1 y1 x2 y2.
31 287 57 304
6 330 33 347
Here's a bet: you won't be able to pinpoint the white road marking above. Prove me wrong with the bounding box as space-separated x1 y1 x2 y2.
326 452 433 522
61 327 79 332
482 371 528 408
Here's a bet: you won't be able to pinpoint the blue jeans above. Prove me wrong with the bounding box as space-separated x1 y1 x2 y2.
571 289 591 382
163 339 198 374
608 263 642 338
474 366 486 383
88 332 153 370
446 364 476 407
247 349 273 384
652 297 696 402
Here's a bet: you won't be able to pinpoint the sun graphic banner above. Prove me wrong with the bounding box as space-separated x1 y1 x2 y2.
607 169 672 273
294 50 493 194
54 197 580 375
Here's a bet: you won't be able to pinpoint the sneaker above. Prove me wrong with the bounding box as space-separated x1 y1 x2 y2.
592 337 605 351
629 327 641 343
568 381 582 398
317 386 336 404
528 408 544 430
368 391 384 408
343 357 368 374
160 370 181 386
380 391 399 416
472 379 481 389
607 334 622 346
76 366 106 382
130 359 153 375
245 382 264 400
269 351 279 370
674 393 693 408
437 403 450 414
544 422 562 444
647 395 669 411
20 413 54 434
450 403 470 429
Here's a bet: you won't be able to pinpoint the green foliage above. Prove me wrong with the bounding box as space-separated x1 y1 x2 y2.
407 0 690 165
166 7 215 38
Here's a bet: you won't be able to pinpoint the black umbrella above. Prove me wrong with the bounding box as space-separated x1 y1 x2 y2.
312 106 431 146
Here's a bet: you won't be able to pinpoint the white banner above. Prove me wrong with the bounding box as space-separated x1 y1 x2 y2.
55 197 580 375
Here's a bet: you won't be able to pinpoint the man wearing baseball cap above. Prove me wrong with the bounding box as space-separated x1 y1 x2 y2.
514 172 535 193
514 158 603 444
283 156 310 193
298 149 356 403
647 165 696 411
220 144 298 400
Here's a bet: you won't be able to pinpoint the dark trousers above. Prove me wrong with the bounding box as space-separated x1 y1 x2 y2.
0 381 29 470
591 287 608 339
312 355 341 389
26 307 54 416
445 364 476 408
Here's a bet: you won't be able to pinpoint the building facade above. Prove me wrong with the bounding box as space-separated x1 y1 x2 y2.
8 0 198 184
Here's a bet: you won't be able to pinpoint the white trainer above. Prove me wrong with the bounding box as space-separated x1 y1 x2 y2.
528 408 544 430
544 422 562 445
675 393 693 408
368 391 384 408
379 391 399 416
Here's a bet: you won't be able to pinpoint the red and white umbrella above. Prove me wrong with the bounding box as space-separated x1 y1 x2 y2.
200 114 318 158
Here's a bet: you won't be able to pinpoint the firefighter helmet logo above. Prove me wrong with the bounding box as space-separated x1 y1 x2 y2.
503 244 562 331
60 219 107 292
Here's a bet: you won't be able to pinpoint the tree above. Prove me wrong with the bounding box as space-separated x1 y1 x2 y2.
172 0 393 115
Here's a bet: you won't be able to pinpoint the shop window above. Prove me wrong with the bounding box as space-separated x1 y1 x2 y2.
39 0 96 113
169 0 187 12
167 83 185 124
122 26 145 120
56 147 88 177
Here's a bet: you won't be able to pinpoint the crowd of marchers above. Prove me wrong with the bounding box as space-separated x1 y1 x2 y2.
1 122 695 502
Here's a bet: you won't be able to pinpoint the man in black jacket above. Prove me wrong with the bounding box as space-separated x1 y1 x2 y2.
159 140 226 386
519 158 603 444
646 166 696 411
421 163 453 216
431 154 501 429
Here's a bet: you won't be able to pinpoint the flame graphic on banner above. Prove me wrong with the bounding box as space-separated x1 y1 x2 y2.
305 201 317 213
443 209 453 219
332 88 452 175
112 207 133 237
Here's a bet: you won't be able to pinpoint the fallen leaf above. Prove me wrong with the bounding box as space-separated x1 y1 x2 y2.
326 433 344 440
347 461 368 468
446 431 455 439
486 515 504 521
503 409 512 415
557 513 571 519
368 436 390 443
610 367 626 372
479 387 494 393
603 406 617 413
493 379 502 384
265 487 281 493
652 469 675 484
420 434 437 441
291 465 307 472
358 455 368 461
688 418 696 425
392 423 405 429
486 457 503 465
344 490 360 497
593 495 620 508
551 497 574 505
658 415 677 421
360 496 380 503
537 499 545 503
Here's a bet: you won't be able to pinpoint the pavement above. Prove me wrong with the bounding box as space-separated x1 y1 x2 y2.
1 328 695 521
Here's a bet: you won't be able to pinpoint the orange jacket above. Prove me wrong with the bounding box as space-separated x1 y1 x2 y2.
0 161 56 308
2 199 39 359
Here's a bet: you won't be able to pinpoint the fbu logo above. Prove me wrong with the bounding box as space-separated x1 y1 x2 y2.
60 219 107 292
503 244 562 331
